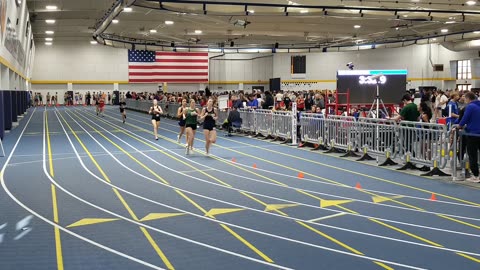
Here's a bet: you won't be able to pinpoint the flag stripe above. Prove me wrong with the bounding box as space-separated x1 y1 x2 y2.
129 50 208 83
129 79 209 83
155 59 208 63
129 65 208 70
156 52 208 57
129 72 209 76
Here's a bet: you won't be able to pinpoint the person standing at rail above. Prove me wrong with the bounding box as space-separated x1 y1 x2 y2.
200 98 218 156
149 99 163 140
183 99 200 155
177 98 188 144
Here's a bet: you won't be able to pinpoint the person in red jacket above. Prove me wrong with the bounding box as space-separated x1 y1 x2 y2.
98 96 105 117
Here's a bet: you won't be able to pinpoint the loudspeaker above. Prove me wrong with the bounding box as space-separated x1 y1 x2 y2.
274 42 279 48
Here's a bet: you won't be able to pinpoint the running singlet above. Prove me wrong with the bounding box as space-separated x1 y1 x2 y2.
203 107 216 130
119 102 126 112
151 105 161 121
185 108 197 126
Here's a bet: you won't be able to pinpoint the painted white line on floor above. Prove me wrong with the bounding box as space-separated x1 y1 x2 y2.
308 213 347 223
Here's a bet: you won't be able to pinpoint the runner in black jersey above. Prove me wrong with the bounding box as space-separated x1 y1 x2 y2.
200 98 218 156
177 98 188 144
119 98 127 123
149 99 163 140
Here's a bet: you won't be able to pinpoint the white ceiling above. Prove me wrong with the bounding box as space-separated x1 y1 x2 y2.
26 0 480 50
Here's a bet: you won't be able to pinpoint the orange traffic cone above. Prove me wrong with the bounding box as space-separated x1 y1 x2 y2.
430 193 437 201
231 158 236 163
253 164 257 169
355 182 362 189
297 172 304 179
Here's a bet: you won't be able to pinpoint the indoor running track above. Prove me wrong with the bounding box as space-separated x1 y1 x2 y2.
1 106 480 270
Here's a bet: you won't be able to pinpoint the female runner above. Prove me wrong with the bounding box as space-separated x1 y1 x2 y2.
200 98 218 156
177 98 188 144
149 99 163 140
183 99 200 155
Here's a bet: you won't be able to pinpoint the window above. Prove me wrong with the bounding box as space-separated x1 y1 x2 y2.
291 55 306 74
457 60 471 80
456 84 472 91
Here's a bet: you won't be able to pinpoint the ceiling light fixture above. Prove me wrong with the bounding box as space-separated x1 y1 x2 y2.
354 25 361 29
165 20 174 25
45 19 55 24
90 41 98 45
300 10 309 13
123 7 132 12
195 30 202 34
45 37 53 41
395 27 399 30
150 29 157 33
112 19 119 24
432 38 437 41
46 5 57 10
445 21 455 24
474 31 480 34
45 42 52 45
441 29 448 33
466 1 476 5
45 30 54 34
248 10 255 14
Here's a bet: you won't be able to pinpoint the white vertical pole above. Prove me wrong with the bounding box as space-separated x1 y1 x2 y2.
0 138 5 157
291 102 297 145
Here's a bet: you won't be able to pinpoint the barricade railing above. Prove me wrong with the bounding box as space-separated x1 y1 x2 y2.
356 117 398 159
272 110 293 141
324 115 357 154
238 108 256 134
167 103 181 119
217 109 229 127
397 121 449 170
300 113 326 146
255 109 274 138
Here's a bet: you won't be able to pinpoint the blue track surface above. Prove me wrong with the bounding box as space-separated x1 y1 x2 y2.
1 106 480 270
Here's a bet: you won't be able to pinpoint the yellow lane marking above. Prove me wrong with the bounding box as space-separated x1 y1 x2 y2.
437 214 480 230
140 227 175 270
69 110 274 263
264 204 298 212
296 221 364 255
67 218 120 228
140 213 186 222
368 219 443 247
56 111 175 269
175 190 209 215
372 195 404 204
320 199 353 208
335 205 358 214
205 208 245 218
456 253 480 263
215 128 480 207
51 185 64 270
46 111 64 270
373 261 395 270
239 191 288 216
219 224 274 263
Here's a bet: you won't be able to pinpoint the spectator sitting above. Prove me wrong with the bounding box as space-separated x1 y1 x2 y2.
223 106 242 135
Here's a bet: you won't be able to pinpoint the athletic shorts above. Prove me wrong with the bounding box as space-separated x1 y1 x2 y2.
178 119 186 127
203 122 216 131
186 124 197 130
152 115 161 122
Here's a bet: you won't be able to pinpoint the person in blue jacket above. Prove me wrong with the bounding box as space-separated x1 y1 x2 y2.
457 91 480 182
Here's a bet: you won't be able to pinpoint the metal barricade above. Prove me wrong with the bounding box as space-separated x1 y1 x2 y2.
255 110 274 137
356 117 398 158
216 109 229 127
300 113 326 145
168 103 180 118
325 115 357 151
397 121 448 168
238 108 256 133
272 110 293 140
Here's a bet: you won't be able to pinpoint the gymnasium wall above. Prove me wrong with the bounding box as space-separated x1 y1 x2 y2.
31 41 480 102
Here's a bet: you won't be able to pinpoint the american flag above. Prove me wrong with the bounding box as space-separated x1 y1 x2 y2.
128 50 209 83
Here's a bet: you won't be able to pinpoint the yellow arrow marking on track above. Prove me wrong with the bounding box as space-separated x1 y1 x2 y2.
264 204 298 212
205 208 245 218
67 218 120 228
372 195 404 204
320 199 353 208
140 213 186 222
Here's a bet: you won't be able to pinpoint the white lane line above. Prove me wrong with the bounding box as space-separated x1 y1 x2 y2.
0 109 164 270
137 111 480 210
78 108 480 237
65 108 480 259
56 109 294 270
179 168 216 174
94 109 480 224
308 213 347 223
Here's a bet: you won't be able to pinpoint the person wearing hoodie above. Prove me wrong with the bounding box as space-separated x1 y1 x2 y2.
457 91 480 182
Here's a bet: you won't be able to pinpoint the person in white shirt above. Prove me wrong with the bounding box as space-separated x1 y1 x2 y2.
435 90 448 118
